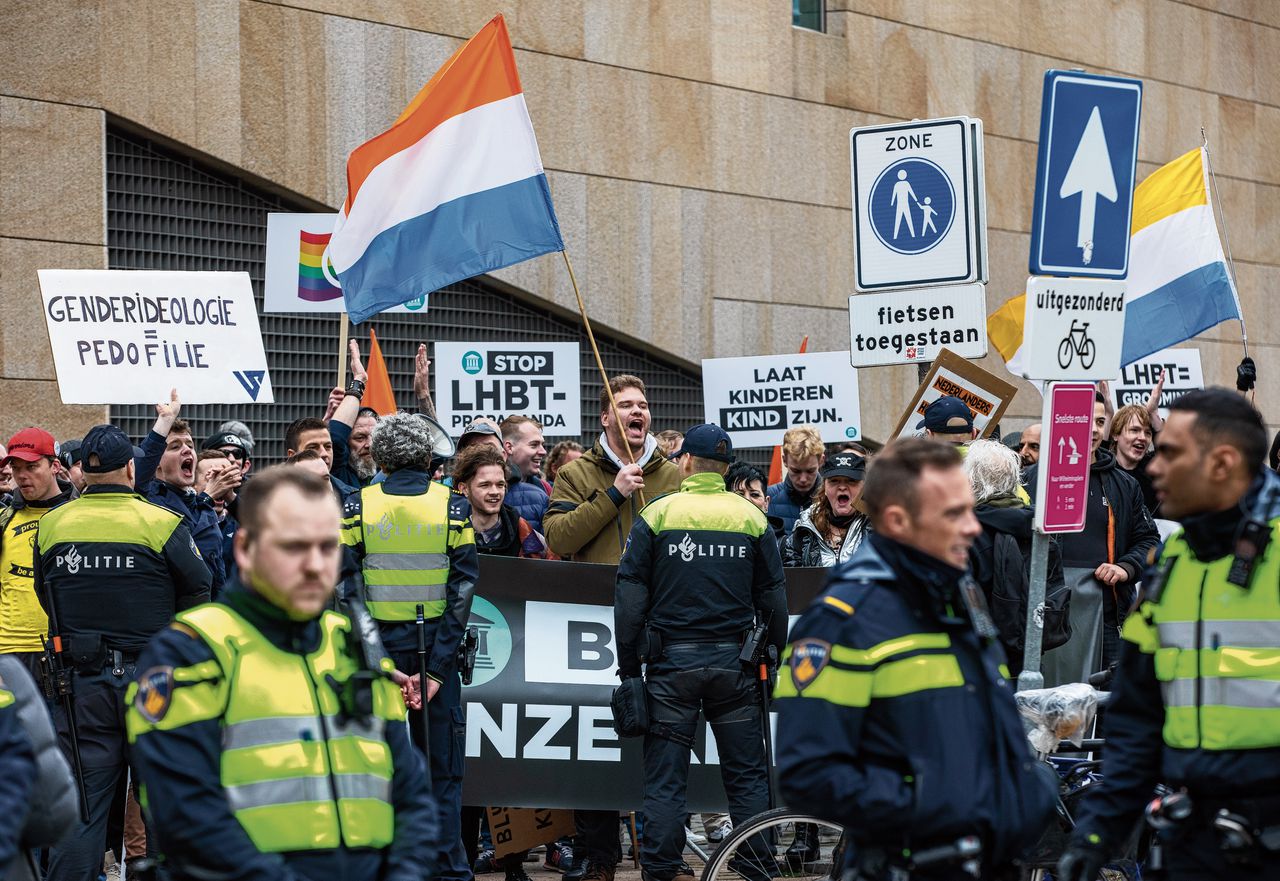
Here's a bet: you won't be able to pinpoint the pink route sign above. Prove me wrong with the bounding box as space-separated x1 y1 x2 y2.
1035 382 1096 533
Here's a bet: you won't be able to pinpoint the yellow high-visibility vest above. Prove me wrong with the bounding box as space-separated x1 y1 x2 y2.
166 604 403 852
358 483 451 622
1122 524 1280 751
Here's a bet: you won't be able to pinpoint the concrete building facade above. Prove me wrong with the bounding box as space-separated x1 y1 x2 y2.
2 1 1276 442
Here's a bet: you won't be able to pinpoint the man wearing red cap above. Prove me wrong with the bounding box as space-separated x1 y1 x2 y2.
0 428 75 682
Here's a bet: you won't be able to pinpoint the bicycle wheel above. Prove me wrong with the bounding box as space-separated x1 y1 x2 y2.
700 807 846 881
1080 339 1096 370
1057 338 1074 370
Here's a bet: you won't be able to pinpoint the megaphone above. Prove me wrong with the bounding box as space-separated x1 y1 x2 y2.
415 413 457 463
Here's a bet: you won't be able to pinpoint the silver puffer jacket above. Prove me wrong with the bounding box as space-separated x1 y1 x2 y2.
782 505 869 567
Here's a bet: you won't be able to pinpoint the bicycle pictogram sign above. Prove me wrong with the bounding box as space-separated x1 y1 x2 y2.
1057 319 1097 371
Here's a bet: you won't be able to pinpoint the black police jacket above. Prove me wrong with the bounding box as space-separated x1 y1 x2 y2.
128 581 438 881
34 485 210 655
776 533 1055 868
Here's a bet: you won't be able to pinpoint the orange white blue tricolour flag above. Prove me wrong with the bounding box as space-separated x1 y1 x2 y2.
328 15 563 323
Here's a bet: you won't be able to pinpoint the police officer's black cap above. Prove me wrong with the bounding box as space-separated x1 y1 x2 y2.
673 423 734 463
202 430 251 458
80 424 143 473
822 453 866 481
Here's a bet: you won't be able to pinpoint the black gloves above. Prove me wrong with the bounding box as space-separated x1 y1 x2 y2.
1237 356 1257 392
1056 840 1108 881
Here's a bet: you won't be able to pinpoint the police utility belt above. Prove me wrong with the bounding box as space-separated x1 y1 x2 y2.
59 635 136 673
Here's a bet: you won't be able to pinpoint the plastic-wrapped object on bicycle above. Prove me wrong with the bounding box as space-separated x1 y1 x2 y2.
1015 682 1101 754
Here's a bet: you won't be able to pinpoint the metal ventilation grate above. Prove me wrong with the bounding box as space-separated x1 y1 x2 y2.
105 126 712 466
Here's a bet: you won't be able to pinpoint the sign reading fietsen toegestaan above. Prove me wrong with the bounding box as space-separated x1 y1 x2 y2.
458 556 826 811
700 351 861 448
847 283 988 367
38 270 274 404
434 342 581 436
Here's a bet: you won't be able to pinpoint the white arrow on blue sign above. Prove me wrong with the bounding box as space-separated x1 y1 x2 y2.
1029 70 1142 279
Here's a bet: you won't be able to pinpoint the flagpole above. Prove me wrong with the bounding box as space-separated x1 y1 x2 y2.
1201 129 1250 360
338 313 350 387
560 250 645 505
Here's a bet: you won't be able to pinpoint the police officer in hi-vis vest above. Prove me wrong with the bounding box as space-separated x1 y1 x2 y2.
340 412 479 881
36 424 211 881
127 466 438 881
1060 388 1280 880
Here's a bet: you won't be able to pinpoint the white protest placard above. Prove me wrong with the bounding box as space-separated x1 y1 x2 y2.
264 213 428 314
701 351 861 448
1113 348 1203 419
1021 276 1127 381
435 342 581 436
848 283 988 367
39 270 274 404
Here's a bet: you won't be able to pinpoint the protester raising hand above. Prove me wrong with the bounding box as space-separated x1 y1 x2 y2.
323 386 345 422
152 387 181 436
1144 368 1166 432
413 343 436 418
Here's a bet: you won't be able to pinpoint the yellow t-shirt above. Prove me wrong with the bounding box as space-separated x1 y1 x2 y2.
0 505 52 653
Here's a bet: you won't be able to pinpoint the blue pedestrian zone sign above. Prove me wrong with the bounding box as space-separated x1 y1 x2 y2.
869 158 956 255
1030 70 1143 279
851 117 986 292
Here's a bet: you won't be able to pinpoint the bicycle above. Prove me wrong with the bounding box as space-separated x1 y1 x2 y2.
1057 319 1097 371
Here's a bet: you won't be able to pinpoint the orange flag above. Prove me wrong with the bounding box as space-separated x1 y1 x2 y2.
363 328 398 416
767 336 808 485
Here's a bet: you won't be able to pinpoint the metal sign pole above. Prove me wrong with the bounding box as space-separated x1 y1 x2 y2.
1018 385 1057 693
1017 528 1051 692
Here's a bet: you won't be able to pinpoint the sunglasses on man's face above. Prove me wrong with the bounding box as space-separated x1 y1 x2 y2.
217 447 246 461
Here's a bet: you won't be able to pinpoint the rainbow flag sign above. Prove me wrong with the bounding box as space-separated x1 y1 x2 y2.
264 213 427 314
328 14 563 323
297 228 342 302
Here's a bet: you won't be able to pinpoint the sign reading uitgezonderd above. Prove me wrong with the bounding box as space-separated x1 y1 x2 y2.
38 270 274 405
435 342 581 437
701 351 861 448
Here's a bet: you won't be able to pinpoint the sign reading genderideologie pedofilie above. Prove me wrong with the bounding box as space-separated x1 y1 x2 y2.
848 283 988 367
38 270 274 405
435 342 581 436
701 351 862 448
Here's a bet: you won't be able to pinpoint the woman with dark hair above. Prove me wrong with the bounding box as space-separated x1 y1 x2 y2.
782 454 869 567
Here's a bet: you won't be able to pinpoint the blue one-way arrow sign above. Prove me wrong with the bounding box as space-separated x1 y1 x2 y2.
1030 70 1142 279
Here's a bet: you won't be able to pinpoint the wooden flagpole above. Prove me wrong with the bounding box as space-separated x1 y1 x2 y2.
560 250 644 504
337 313 350 387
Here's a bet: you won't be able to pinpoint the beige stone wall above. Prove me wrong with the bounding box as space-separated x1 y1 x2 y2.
1 1 1274 441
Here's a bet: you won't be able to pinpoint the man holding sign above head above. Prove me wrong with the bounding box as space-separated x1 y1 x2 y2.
918 396 979 446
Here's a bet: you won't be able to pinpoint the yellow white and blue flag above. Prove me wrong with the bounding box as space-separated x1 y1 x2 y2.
988 147 1242 373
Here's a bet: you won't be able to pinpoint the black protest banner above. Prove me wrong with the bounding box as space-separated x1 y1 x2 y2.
459 555 828 811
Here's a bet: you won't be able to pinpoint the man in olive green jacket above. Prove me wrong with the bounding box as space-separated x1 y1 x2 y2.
543 375 681 881
545 376 681 566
